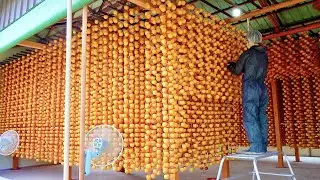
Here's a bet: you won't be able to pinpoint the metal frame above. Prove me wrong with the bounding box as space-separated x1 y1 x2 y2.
216 152 296 180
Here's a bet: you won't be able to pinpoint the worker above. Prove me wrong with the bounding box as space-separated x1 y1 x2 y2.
227 30 268 154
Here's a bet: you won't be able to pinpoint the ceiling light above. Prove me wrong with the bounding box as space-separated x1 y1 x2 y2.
232 8 241 17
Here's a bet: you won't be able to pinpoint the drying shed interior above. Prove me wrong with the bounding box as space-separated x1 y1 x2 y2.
0 0 319 180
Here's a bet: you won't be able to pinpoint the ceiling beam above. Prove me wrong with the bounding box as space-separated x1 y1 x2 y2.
258 0 280 32
127 0 159 13
233 1 312 25
200 0 232 18
266 0 284 26
260 16 320 34
263 22 320 40
227 0 305 23
17 40 46 50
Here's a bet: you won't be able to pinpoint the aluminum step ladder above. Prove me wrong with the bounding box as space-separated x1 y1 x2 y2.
216 151 296 180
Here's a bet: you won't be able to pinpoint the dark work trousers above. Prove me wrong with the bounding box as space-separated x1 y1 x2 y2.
242 80 269 152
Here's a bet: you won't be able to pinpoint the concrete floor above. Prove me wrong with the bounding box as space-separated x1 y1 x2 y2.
0 156 319 180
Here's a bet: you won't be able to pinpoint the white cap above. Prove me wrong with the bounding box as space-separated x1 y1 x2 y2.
247 30 262 43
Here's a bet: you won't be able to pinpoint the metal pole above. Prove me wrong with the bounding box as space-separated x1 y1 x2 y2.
79 6 88 180
64 0 72 179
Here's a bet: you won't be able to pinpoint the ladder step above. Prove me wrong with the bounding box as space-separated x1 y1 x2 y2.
216 152 296 180
253 171 294 177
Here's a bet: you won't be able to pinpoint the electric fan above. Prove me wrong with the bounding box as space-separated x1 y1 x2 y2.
84 124 124 176
0 130 19 156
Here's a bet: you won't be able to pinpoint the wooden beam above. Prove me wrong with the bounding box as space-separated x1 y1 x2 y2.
18 40 45 50
127 0 159 13
64 0 72 179
227 0 305 23
69 166 72 180
271 79 284 168
12 156 19 170
233 1 313 25
222 160 230 178
98 0 110 12
294 146 301 162
173 172 180 180
79 6 88 180
258 15 319 35
258 0 280 32
263 22 320 40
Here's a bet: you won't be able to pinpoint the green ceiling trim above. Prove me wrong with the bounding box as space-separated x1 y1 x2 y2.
0 0 95 54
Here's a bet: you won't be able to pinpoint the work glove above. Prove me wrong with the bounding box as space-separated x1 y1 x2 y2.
227 62 236 71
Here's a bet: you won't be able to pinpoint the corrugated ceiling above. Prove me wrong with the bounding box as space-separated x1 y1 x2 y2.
194 0 320 34
0 0 45 31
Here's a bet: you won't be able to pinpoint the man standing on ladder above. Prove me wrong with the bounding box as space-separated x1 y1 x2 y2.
227 30 268 154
